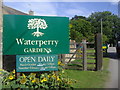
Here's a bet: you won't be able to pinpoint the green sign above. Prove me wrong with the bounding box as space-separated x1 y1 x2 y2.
16 55 58 72
3 15 69 55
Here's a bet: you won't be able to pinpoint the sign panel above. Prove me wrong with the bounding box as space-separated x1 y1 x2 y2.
16 55 58 72
3 15 69 55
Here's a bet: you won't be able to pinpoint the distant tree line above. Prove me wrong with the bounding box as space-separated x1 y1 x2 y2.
70 11 120 45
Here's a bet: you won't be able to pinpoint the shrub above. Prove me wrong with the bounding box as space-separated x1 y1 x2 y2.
2 62 76 89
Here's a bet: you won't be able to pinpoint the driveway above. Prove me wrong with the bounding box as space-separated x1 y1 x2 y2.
105 47 119 89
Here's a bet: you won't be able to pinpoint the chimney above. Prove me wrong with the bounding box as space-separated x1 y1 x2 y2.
29 10 34 15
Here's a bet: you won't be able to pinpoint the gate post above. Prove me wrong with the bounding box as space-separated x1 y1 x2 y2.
95 33 103 71
82 39 87 71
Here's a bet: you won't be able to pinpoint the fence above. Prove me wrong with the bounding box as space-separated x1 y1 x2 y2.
59 33 103 71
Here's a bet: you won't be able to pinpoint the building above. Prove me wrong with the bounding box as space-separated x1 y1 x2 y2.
0 5 29 70
1 5 28 31
2 5 28 15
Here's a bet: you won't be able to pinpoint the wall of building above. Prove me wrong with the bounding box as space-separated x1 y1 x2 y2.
0 0 2 69
0 4 28 70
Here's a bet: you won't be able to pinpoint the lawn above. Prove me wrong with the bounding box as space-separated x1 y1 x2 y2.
64 58 109 88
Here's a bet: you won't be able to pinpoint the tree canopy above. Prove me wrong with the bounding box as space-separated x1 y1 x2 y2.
88 11 120 44
70 18 94 42
70 11 120 44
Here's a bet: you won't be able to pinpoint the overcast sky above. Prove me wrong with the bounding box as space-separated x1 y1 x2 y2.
3 0 119 18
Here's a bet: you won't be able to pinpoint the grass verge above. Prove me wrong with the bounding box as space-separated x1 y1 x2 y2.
64 58 109 88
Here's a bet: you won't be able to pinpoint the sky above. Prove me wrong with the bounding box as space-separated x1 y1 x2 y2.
3 0 119 19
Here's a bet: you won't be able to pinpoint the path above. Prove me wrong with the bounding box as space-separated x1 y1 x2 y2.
105 47 119 89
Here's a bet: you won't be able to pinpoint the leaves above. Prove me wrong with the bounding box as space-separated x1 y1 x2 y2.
70 18 94 42
88 11 120 44
2 68 76 89
70 11 120 44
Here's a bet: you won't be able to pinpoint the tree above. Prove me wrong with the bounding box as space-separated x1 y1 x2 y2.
102 34 108 43
88 11 120 45
71 15 86 20
70 18 94 42
70 29 83 42
27 18 48 37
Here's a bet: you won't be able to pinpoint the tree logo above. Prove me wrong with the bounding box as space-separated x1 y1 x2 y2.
27 18 48 37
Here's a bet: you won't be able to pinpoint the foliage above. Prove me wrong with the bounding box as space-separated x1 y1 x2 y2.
70 11 120 44
2 62 76 89
71 15 86 20
102 34 109 43
0 69 9 78
70 18 94 42
0 68 9 89
88 11 120 44
70 29 83 42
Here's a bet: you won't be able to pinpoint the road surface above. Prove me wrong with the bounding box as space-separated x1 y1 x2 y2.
105 47 119 89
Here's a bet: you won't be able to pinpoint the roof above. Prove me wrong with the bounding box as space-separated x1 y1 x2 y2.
0 5 29 32
2 5 28 15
